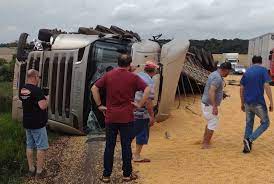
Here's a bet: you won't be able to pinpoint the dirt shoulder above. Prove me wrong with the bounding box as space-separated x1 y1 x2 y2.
25 135 139 184
25 136 88 184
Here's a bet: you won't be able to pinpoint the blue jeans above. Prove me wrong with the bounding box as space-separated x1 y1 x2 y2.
244 104 270 142
103 122 133 177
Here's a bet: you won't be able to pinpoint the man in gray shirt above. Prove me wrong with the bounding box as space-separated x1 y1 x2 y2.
201 62 232 149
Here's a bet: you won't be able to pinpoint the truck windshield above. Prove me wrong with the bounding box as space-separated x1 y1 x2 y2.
94 41 131 64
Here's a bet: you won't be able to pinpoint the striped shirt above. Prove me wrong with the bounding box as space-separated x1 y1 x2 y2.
134 72 155 119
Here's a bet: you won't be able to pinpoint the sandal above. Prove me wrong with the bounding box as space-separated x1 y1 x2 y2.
133 158 151 163
123 173 138 182
100 176 110 183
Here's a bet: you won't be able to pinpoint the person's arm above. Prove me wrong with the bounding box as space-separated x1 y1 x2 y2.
37 89 48 110
240 85 245 112
91 75 107 113
132 86 151 108
91 85 102 107
239 74 246 112
38 99 48 110
208 84 218 115
264 83 273 112
262 69 273 112
91 85 107 113
146 99 155 126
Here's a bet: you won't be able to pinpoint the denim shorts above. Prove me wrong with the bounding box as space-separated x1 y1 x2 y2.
133 119 150 145
26 127 49 150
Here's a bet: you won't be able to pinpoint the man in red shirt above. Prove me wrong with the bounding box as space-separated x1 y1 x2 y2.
91 54 150 182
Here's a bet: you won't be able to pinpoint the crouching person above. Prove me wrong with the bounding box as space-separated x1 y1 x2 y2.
19 69 49 178
133 61 159 163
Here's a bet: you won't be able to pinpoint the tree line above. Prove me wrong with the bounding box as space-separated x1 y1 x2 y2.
190 38 248 54
155 38 248 54
0 38 249 54
0 41 18 48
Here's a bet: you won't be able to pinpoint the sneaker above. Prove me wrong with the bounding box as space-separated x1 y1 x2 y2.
243 138 252 153
35 169 47 179
123 173 138 182
100 176 110 183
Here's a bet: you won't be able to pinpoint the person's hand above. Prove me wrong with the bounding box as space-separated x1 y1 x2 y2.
98 105 107 115
131 101 143 108
212 106 218 116
149 116 155 127
269 102 273 112
241 104 245 112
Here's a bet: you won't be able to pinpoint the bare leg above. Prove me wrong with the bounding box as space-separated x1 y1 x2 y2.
26 149 35 171
134 144 143 160
203 125 208 141
36 150 46 173
202 127 214 149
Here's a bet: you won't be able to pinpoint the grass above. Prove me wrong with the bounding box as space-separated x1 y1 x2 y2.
0 82 12 113
0 82 12 96
0 113 26 184
0 113 60 184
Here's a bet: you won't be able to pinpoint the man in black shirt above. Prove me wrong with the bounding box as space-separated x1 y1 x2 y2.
19 69 48 178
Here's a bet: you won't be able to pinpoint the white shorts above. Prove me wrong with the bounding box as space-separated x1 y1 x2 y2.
201 103 219 130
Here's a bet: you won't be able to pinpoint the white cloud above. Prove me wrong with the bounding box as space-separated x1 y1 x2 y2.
0 0 273 42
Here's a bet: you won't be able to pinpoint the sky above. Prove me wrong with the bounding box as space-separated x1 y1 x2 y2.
0 0 273 43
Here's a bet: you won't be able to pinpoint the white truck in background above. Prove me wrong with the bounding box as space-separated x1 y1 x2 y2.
223 53 239 70
248 33 274 70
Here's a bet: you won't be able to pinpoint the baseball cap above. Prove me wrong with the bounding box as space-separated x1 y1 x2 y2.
144 60 159 69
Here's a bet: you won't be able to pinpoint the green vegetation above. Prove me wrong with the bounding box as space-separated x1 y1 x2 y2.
0 42 18 48
190 38 249 54
0 112 60 184
0 82 12 113
0 56 16 82
0 113 26 184
0 55 15 113
157 38 249 54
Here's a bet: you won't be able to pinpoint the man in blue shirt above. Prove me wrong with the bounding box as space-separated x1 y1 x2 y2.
240 56 273 153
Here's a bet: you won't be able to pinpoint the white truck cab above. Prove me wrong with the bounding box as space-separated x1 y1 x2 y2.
12 27 189 134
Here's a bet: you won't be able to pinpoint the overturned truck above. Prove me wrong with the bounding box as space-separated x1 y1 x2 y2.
12 25 189 134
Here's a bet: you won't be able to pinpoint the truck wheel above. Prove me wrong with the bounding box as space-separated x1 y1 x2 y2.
16 33 29 62
38 29 54 42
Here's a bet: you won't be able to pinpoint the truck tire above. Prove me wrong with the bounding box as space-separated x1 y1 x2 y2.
16 33 29 62
38 29 54 42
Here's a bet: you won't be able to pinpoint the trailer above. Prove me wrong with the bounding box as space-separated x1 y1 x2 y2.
248 33 274 70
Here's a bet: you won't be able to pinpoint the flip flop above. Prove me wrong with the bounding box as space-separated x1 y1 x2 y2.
133 158 151 163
